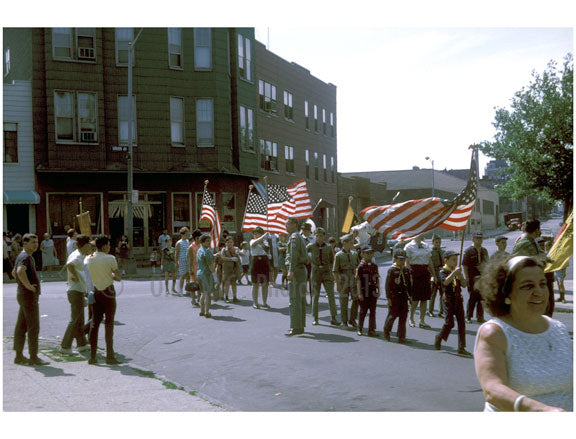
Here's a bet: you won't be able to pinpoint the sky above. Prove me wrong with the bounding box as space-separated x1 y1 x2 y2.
254 27 573 177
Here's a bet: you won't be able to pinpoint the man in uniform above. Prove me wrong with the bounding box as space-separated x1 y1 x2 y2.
307 227 340 326
285 217 309 336
383 249 412 343
462 230 489 324
332 233 360 328
490 236 510 262
300 222 314 304
427 234 444 318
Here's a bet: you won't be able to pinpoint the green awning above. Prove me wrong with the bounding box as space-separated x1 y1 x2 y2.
3 190 40 204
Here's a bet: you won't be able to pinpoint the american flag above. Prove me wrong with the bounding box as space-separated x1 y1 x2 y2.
199 187 221 248
274 179 315 221
241 189 287 233
360 151 478 241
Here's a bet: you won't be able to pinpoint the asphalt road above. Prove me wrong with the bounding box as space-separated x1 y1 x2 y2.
3 218 572 411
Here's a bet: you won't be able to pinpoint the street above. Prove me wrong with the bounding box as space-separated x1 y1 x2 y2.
2 219 572 411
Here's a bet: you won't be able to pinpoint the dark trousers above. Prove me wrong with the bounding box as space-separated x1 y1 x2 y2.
358 295 377 332
438 295 466 349
466 279 484 321
14 291 40 357
545 272 555 317
89 287 117 359
384 297 409 339
61 290 88 349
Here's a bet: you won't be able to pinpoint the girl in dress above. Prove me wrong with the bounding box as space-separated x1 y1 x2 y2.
174 227 190 296
40 233 58 272
220 236 242 303
161 237 177 294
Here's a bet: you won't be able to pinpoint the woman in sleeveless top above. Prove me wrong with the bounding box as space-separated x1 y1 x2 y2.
174 227 190 296
220 236 242 303
474 256 572 411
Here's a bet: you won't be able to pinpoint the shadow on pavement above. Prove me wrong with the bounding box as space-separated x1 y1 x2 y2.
29 365 75 377
298 332 358 343
210 315 247 323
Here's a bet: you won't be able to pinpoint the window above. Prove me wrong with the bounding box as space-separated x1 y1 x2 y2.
168 28 182 68
194 28 211 70
117 95 137 146
172 193 192 233
285 145 294 174
322 108 327 135
304 100 309 130
331 156 335 183
221 193 237 233
314 152 319 181
259 139 278 171
258 80 277 114
170 97 185 146
54 90 98 143
195 191 216 230
196 98 214 147
4 48 10 75
483 199 495 215
323 154 327 181
53 28 72 59
237 34 251 81
330 112 335 137
115 28 134 66
314 105 318 132
239 105 254 151
48 193 102 236
283 91 293 120
305 149 310 179
53 28 96 61
3 123 17 163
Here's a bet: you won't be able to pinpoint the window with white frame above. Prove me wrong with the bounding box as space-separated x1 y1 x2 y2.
117 95 137 146
237 34 252 81
283 91 293 120
196 98 214 147
323 154 327 181
285 145 294 174
304 100 309 130
259 139 278 171
53 28 73 59
53 28 96 61
168 28 182 68
115 28 134 66
314 152 319 181
258 80 277 114
331 156 335 183
322 108 327 135
3 123 18 163
314 105 318 132
54 90 98 143
305 149 310 179
330 112 335 137
239 105 254 151
4 48 9 76
194 28 211 70
170 97 185 146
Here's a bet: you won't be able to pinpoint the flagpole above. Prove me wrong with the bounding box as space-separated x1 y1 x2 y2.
459 144 479 266
311 198 323 214
203 179 212 247
242 185 254 232
263 176 269 233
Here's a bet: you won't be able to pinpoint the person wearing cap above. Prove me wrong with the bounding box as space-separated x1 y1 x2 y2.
250 226 271 309
197 234 215 317
491 236 510 263
463 230 489 324
332 233 360 328
355 245 380 336
285 217 309 336
404 235 432 328
427 234 445 318
434 250 471 356
307 227 340 326
60 234 92 355
300 222 314 304
383 249 412 343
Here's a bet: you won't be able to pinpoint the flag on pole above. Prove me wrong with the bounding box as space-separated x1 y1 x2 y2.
273 179 315 221
242 189 287 234
360 150 478 241
545 211 573 273
200 186 221 248
342 203 362 233
76 211 92 237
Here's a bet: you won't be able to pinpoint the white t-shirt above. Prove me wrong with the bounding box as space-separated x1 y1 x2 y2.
250 237 268 256
87 251 118 290
240 248 250 265
405 240 431 265
66 238 77 258
66 249 87 293
158 233 170 250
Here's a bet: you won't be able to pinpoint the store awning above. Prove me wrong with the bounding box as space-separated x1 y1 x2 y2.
3 190 40 204
109 204 151 219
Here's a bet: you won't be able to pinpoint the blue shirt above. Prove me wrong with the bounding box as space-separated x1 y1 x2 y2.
196 245 214 278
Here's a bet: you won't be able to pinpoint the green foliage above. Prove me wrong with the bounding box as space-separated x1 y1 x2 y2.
481 53 573 212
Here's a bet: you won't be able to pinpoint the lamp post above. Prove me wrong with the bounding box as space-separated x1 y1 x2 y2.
425 156 435 197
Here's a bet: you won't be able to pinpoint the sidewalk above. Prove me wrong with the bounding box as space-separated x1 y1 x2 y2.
3 337 225 412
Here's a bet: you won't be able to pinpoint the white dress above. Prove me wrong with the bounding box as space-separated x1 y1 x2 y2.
41 239 58 267
475 316 573 411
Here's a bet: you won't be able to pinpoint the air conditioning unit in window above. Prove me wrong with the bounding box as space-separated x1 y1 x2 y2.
78 47 95 60
80 131 97 142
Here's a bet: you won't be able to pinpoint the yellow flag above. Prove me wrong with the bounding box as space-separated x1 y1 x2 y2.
341 205 356 233
76 211 92 237
544 211 572 273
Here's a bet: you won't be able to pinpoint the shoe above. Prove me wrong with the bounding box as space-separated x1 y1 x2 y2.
225 298 231 303
60 348 76 355
477 318 486 324
368 331 378 337
106 357 121 365
205 313 212 318
330 319 341 326
458 347 472 356
77 344 90 352
434 335 442 350
426 311 435 318
419 323 431 329
349 320 357 328
341 322 349 328
438 313 445 318
28 357 49 366
465 319 473 324
233 298 240 303
88 357 98 365
398 338 411 344
312 320 319 326
357 330 363 336
293 329 304 335
261 304 270 310
200 312 205 316
409 321 416 328
14 355 29 365
383 332 391 341
285 329 297 336
252 304 259 309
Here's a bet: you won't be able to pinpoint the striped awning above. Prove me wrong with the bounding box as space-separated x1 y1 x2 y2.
109 204 150 219
3 190 40 204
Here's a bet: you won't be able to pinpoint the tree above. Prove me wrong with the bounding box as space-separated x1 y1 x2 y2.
481 53 573 219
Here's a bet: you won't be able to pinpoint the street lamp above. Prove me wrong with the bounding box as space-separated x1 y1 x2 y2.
425 156 435 197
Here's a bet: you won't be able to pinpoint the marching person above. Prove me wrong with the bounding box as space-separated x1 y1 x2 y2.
463 230 489 324
307 227 340 326
174 227 190 296
239 241 251 286
197 234 215 318
66 228 77 258
355 245 379 337
187 229 203 305
434 250 471 356
285 217 309 336
383 249 412 343
220 236 242 303
427 234 445 318
213 241 226 301
333 234 360 328
405 235 432 328
86 236 122 365
250 227 271 309
60 234 92 354
12 233 49 365
300 222 314 304
491 236 510 262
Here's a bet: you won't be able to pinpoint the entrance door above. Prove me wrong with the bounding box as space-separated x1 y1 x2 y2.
6 205 30 235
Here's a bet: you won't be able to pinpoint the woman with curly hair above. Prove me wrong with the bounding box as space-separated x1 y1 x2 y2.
474 255 572 411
